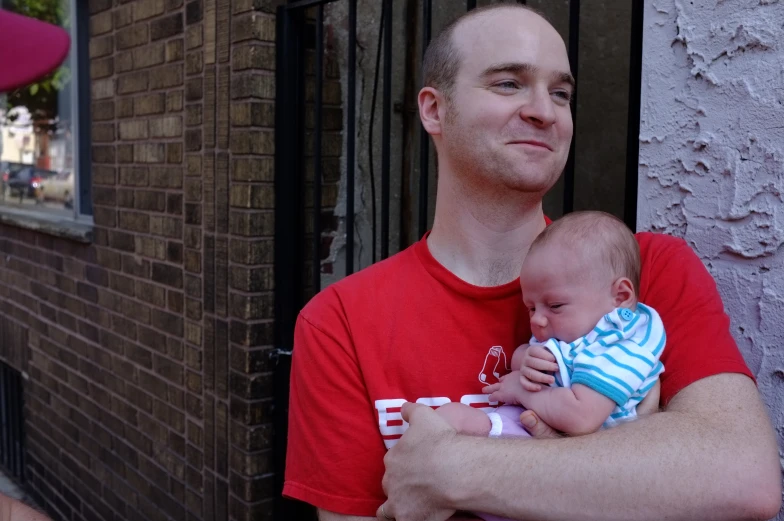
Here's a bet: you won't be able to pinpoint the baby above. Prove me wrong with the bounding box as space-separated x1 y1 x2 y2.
438 210 665 440
437 211 665 521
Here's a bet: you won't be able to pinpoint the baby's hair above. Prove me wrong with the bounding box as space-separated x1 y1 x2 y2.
530 211 641 292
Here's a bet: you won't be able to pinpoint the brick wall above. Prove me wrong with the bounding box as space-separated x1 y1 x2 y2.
0 0 280 519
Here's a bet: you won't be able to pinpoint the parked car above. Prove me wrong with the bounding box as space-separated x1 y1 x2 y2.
36 170 74 208
0 161 28 199
5 166 57 200
0 161 27 179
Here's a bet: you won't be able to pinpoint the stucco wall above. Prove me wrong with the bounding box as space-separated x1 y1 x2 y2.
637 0 784 483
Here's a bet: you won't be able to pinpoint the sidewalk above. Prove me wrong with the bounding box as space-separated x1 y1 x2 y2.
0 468 31 505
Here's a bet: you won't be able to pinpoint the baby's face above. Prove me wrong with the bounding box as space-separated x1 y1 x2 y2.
520 243 616 343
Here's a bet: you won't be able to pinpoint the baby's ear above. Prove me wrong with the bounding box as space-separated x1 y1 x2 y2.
612 277 636 308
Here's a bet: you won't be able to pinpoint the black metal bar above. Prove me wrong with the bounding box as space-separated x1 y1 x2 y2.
7 369 13 477
273 15 293 494
0 366 7 472
5 368 9 475
18 373 24 482
418 0 432 237
273 5 304 379
346 0 357 274
368 2 386 263
14 371 18 478
273 6 312 520
467 0 476 10
3 365 9 475
6 369 12 478
285 0 340 10
313 5 324 290
399 0 418 251
10 371 18 478
381 0 393 259
624 0 644 231
562 0 580 215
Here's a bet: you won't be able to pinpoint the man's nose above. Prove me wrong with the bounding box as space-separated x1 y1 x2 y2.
519 86 557 128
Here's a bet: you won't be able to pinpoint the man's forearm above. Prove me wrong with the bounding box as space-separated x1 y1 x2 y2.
438 374 781 521
318 510 375 521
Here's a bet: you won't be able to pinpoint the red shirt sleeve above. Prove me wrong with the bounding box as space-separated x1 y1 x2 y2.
283 288 387 516
637 233 754 405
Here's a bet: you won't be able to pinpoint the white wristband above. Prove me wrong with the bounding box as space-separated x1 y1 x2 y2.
487 412 504 438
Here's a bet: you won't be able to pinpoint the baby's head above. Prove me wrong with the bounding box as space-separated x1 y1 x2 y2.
520 211 640 343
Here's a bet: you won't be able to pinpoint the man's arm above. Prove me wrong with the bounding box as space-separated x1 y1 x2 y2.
319 506 482 521
318 510 375 521
382 373 781 521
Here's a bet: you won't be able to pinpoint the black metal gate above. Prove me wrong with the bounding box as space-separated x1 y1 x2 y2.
0 361 26 483
273 0 644 517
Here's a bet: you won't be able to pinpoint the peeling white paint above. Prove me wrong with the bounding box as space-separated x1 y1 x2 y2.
638 0 784 490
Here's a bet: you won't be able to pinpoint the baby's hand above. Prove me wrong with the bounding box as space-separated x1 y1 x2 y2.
482 370 527 405
519 344 559 392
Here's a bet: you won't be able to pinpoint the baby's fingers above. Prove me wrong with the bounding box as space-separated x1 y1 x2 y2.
482 382 502 394
489 390 507 403
524 356 559 373
522 367 555 386
529 345 557 363
519 374 542 392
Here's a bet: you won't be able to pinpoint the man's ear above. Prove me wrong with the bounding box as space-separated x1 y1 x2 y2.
418 86 443 136
612 277 636 309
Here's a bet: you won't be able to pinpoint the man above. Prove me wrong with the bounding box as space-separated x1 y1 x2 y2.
0 7 69 521
284 4 781 521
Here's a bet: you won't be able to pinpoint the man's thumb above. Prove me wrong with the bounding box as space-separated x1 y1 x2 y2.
401 401 426 423
520 410 560 438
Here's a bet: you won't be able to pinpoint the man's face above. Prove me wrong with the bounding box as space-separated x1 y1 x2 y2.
439 9 574 194
520 243 615 344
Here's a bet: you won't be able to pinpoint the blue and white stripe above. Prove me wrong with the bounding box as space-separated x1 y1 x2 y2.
532 303 666 429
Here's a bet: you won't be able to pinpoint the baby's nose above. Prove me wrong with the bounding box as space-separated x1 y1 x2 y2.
531 312 547 327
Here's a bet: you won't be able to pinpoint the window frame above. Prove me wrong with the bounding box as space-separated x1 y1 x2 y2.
72 0 91 218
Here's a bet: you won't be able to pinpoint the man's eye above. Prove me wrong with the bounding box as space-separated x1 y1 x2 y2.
550 304 563 310
552 90 572 103
495 80 519 90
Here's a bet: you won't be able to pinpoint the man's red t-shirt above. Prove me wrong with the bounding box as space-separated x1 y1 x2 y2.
282 231 753 516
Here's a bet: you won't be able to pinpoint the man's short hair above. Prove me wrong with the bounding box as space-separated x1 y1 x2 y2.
529 211 641 292
422 2 549 98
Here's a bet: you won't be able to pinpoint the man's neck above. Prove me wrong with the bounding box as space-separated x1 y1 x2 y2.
426 173 547 287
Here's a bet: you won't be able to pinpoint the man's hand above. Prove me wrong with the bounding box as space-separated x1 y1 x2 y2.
518 344 559 391
378 402 457 521
519 410 561 438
